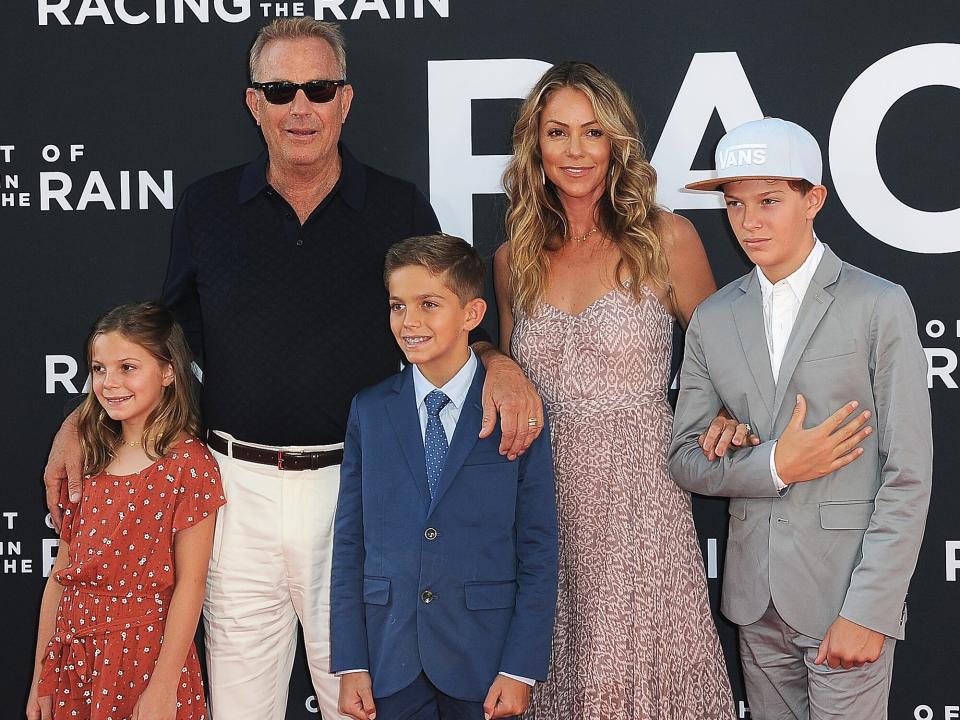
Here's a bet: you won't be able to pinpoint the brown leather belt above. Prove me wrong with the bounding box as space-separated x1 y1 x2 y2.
207 432 343 471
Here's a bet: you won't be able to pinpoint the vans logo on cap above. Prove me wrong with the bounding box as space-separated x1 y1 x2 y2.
719 143 768 170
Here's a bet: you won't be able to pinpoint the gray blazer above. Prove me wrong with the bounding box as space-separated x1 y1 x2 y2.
668 244 931 640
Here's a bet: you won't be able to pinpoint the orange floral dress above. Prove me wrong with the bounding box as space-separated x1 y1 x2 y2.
38 437 225 720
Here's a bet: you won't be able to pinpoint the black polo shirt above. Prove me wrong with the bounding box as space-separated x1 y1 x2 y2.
161 145 440 446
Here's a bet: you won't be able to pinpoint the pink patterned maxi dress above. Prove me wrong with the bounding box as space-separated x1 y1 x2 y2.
512 284 734 719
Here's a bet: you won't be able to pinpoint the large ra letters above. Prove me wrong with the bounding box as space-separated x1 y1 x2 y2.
428 44 960 254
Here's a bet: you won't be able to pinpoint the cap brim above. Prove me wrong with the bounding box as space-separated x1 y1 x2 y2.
683 175 808 192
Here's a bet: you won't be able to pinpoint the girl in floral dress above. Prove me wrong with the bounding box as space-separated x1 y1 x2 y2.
27 302 225 720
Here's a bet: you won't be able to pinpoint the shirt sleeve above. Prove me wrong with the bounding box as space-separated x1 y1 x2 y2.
412 188 441 234
171 440 226 534
499 671 535 686
768 440 787 491
161 185 203 359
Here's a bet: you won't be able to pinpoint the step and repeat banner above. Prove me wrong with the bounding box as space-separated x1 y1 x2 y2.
3 1 959 717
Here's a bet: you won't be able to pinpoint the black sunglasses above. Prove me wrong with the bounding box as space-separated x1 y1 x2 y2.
251 79 346 105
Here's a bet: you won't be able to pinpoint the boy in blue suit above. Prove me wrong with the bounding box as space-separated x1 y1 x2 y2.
331 234 558 720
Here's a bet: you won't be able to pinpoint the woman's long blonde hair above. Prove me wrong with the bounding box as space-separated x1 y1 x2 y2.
502 61 669 314
77 302 199 475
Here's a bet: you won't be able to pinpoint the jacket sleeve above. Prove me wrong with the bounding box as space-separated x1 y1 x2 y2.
498 415 558 681
668 308 783 498
330 396 370 672
839 284 932 637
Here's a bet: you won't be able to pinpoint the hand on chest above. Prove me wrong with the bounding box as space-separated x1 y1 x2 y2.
727 299 867 440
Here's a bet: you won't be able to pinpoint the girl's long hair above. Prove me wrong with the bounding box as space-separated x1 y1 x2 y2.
502 61 670 314
77 302 199 475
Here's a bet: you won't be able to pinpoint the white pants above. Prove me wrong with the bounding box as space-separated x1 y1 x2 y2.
203 431 349 720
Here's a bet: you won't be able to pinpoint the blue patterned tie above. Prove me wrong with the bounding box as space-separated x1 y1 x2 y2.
424 389 451 500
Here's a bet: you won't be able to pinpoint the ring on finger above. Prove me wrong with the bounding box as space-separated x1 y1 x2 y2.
527 417 539 428
742 423 752 436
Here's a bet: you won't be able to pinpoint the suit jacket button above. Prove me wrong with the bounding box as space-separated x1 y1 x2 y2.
421 589 434 604
424 527 438 541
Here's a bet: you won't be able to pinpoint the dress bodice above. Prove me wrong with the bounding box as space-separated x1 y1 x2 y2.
511 284 674 416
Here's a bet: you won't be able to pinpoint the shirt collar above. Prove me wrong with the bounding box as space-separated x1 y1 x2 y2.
757 237 825 304
337 143 366 211
237 151 269 203
237 142 365 211
412 349 478 411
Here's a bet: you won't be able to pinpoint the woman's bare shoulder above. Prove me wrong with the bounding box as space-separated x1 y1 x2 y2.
493 241 513 276
656 210 702 254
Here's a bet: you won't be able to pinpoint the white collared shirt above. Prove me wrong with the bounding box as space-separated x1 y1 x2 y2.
757 238 824 489
757 238 825 382
412 349 478 444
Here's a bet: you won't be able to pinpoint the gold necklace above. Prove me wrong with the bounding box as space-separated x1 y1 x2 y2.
122 439 142 448
567 227 599 243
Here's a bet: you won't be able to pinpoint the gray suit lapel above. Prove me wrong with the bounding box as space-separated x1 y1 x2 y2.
772 245 843 419
733 271 776 421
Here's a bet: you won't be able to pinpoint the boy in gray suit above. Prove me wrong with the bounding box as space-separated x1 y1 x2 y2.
669 118 932 719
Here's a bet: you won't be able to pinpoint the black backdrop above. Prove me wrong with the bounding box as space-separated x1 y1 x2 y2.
3 2 959 718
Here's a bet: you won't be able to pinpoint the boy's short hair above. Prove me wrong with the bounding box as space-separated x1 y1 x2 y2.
786 179 814 195
719 178 815 195
384 234 485 304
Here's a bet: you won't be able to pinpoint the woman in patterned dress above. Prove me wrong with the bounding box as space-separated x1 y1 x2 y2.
494 62 735 719
27 303 225 720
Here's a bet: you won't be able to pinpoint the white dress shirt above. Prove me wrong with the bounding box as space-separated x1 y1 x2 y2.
344 350 535 687
758 238 825 489
412 349 478 444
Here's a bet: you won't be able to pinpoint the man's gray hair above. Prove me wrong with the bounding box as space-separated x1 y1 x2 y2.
248 18 347 82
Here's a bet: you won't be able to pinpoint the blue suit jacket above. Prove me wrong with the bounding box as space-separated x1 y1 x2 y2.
330 363 558 701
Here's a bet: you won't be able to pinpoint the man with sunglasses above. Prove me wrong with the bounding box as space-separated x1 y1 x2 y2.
43 16 545 720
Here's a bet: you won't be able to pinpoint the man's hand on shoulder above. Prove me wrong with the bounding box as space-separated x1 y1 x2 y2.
483 675 532 720
815 616 886 669
43 408 83 531
338 671 376 720
774 394 872 484
474 342 544 461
